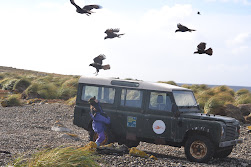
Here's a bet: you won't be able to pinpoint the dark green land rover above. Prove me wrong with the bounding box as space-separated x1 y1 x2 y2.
73 76 243 163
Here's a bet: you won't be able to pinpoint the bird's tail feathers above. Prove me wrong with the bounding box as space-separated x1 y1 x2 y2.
205 48 213 56
189 29 196 32
118 33 125 37
102 64 111 70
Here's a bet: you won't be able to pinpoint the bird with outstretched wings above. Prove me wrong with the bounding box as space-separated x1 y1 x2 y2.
70 0 102 16
194 42 213 56
104 28 125 39
175 23 196 32
89 54 110 75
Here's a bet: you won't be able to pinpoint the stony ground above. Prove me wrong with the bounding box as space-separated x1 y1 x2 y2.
0 103 250 167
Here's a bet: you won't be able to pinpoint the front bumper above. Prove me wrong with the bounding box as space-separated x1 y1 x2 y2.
219 139 243 147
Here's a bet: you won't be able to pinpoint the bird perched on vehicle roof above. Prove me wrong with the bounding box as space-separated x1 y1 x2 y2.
104 29 124 40
89 54 111 75
70 0 102 16
194 42 213 56
175 23 196 33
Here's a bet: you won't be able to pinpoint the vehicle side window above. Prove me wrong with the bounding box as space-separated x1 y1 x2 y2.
81 85 115 104
149 92 172 111
120 89 142 108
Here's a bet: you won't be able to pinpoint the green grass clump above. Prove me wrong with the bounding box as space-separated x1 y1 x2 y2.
25 83 40 99
235 94 251 105
1 94 22 107
235 89 250 97
37 83 58 99
13 78 31 93
204 96 226 115
12 146 100 167
66 96 76 107
2 79 18 91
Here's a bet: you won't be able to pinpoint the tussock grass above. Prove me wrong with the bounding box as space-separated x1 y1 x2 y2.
12 146 100 167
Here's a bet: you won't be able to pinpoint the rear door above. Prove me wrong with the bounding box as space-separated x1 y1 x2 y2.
113 88 146 141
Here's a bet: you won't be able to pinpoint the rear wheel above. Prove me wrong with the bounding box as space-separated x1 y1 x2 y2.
124 140 140 148
213 147 233 158
185 135 215 163
89 128 114 146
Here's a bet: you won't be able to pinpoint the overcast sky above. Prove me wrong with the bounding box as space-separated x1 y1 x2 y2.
0 0 251 86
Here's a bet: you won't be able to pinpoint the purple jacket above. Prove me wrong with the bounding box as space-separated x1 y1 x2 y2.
90 102 110 133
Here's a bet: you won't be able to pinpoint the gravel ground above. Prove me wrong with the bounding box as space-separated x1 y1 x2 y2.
0 103 250 167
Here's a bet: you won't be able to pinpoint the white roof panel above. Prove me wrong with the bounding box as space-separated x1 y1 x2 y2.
78 76 190 92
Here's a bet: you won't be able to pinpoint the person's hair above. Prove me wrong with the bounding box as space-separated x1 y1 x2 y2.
88 96 96 106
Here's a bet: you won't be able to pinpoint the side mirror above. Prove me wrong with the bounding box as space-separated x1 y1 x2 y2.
172 103 180 117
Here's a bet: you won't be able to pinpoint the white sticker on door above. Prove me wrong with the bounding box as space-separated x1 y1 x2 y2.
152 120 166 134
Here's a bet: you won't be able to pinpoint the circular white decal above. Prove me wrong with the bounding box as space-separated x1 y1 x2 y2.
152 120 166 134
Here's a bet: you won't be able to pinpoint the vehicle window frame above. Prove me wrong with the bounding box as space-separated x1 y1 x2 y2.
118 88 144 112
78 84 116 106
145 90 174 115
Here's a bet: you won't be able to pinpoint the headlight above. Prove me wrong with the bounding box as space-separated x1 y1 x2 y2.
221 125 226 140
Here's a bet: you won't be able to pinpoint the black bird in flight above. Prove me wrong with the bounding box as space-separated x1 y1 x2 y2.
89 54 111 75
104 29 125 39
70 0 102 16
197 11 201 15
194 42 213 56
175 23 196 32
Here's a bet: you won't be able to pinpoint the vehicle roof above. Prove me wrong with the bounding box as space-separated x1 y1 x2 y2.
78 76 190 92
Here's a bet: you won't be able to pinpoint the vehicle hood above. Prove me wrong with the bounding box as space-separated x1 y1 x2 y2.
181 113 236 123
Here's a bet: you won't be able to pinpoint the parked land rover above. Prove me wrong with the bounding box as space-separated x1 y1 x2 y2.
73 76 243 163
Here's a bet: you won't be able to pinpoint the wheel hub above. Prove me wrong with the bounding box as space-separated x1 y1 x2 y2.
190 141 207 159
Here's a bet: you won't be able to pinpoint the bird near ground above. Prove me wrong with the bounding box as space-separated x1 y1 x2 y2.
194 42 213 56
89 54 111 75
175 23 196 32
104 29 125 39
70 0 102 16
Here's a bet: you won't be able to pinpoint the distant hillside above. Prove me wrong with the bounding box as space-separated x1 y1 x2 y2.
177 83 251 92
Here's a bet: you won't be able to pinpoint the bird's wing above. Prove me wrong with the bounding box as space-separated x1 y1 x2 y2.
197 42 206 51
70 0 81 8
99 54 106 59
83 5 102 10
105 29 119 35
205 48 213 55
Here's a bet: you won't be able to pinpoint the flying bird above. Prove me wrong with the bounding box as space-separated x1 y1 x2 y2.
194 42 213 56
175 23 196 33
89 54 111 75
104 29 125 39
70 0 102 16
197 11 201 15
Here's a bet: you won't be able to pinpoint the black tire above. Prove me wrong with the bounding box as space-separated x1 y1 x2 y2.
213 147 233 158
124 140 140 148
185 135 215 163
89 127 115 146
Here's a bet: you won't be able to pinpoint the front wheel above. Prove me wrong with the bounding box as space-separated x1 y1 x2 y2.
185 135 215 163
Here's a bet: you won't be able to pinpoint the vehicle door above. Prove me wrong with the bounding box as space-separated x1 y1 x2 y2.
113 88 146 141
140 91 175 143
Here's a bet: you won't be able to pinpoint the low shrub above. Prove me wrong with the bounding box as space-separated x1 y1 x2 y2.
38 83 58 99
235 94 251 105
13 78 31 93
235 89 250 97
2 79 18 91
58 87 76 100
1 94 22 107
25 83 40 99
66 96 76 107
204 96 226 115
12 146 99 167
213 85 235 96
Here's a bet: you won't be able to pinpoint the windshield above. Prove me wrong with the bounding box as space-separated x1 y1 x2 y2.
173 91 197 107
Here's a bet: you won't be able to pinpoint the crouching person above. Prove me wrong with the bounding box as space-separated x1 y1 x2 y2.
88 96 110 147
